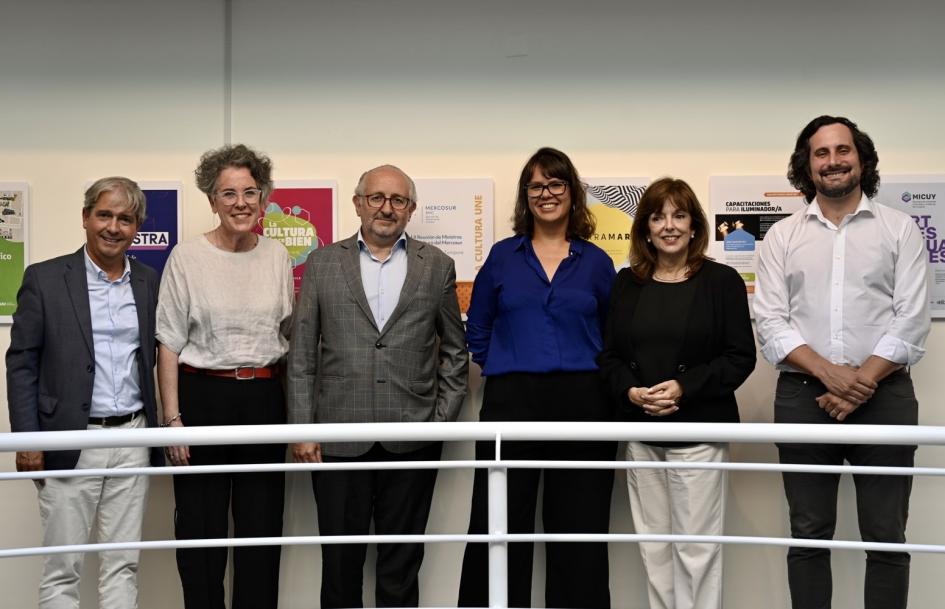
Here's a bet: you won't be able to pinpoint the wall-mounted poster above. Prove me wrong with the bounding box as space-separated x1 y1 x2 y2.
876 175 945 319
409 179 495 312
584 178 649 269
708 176 807 309
258 180 338 295
0 182 29 323
127 181 181 277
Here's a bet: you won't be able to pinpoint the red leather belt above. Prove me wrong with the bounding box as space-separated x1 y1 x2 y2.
179 363 282 380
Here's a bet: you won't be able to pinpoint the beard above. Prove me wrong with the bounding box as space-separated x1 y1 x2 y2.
815 167 861 199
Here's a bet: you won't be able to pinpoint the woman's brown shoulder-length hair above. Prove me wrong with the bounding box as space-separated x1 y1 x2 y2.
628 177 709 281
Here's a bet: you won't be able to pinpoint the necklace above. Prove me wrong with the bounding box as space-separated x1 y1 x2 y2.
652 265 690 283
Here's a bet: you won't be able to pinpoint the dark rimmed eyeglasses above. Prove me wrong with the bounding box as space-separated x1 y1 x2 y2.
525 181 568 198
361 193 413 210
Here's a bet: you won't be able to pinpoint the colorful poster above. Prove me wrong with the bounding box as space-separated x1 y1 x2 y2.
127 181 181 277
0 183 28 323
408 179 495 312
708 176 807 309
584 178 649 268
258 180 337 295
876 175 945 318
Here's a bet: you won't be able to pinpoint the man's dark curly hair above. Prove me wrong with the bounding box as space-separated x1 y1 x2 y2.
788 115 880 202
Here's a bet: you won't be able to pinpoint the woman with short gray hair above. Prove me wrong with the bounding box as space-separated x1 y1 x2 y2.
156 143 292 609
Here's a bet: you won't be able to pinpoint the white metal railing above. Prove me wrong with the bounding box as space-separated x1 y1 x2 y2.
3 421 945 608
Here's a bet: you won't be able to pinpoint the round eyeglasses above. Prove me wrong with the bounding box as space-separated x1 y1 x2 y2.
213 188 263 206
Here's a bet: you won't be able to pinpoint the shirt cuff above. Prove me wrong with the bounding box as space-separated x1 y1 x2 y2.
760 329 806 367
872 333 926 366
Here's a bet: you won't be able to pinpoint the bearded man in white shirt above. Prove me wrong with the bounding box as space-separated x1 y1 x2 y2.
755 115 930 609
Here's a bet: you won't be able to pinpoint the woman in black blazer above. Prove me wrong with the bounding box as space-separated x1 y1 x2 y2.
597 177 755 609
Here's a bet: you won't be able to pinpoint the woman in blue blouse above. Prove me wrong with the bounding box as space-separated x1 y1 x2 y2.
457 147 616 609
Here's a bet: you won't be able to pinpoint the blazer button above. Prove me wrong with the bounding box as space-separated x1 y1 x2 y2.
81 403 90 411
86 364 94 373
375 341 385 349
677 364 687 373
629 361 638 370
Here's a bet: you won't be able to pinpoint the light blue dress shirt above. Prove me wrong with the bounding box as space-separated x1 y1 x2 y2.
85 249 144 417
357 231 408 331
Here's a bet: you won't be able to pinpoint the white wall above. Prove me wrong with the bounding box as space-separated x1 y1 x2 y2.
1 1 944 607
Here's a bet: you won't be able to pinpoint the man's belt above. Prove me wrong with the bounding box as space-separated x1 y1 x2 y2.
179 363 282 380
88 409 142 427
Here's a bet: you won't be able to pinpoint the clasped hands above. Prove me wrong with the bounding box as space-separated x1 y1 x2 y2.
628 380 682 417
815 363 878 422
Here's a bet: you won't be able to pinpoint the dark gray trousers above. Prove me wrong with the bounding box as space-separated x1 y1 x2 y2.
775 371 918 609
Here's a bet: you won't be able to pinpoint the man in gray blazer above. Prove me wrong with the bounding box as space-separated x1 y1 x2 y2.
288 164 468 608
6 177 161 609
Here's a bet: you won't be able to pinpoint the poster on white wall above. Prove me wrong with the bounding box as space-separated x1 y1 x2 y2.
0 182 28 323
584 178 649 269
409 178 494 313
876 175 945 318
708 176 807 309
258 180 338 295
129 181 182 278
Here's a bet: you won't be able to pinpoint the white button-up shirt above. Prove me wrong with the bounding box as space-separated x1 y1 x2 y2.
754 194 930 370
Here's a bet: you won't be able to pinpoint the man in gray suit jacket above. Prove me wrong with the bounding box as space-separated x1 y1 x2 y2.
6 177 161 609
288 164 468 608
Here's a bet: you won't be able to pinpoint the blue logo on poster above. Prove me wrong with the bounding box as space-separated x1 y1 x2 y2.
902 192 913 203
724 229 756 252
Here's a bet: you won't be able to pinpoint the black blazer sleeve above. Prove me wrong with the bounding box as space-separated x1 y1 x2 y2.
597 269 642 405
675 263 756 401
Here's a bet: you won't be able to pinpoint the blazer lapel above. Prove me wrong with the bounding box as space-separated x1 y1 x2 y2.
129 262 149 347
339 236 379 332
379 237 426 339
64 248 94 358
675 266 706 361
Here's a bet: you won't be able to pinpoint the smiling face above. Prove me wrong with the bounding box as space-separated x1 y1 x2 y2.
210 166 262 237
647 199 693 262
525 166 571 230
808 123 863 201
83 190 140 272
353 166 416 249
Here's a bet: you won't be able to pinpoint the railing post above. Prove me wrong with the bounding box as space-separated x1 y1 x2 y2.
488 432 508 608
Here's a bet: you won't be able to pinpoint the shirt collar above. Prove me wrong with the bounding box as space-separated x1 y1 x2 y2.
83 246 131 283
357 230 407 254
806 193 874 226
514 233 584 255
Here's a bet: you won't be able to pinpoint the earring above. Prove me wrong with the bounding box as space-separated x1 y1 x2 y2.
691 233 695 238
646 237 651 243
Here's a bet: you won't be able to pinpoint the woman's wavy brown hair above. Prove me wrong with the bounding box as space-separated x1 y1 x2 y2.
629 177 709 281
511 147 595 239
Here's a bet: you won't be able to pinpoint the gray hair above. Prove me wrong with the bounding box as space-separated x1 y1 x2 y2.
354 165 417 202
83 177 146 225
194 143 274 201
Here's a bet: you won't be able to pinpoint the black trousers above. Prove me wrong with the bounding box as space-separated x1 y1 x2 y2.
173 372 286 609
314 441 442 609
775 371 918 609
458 372 615 609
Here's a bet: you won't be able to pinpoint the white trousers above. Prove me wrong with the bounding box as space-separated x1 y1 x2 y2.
37 413 150 609
626 441 727 609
